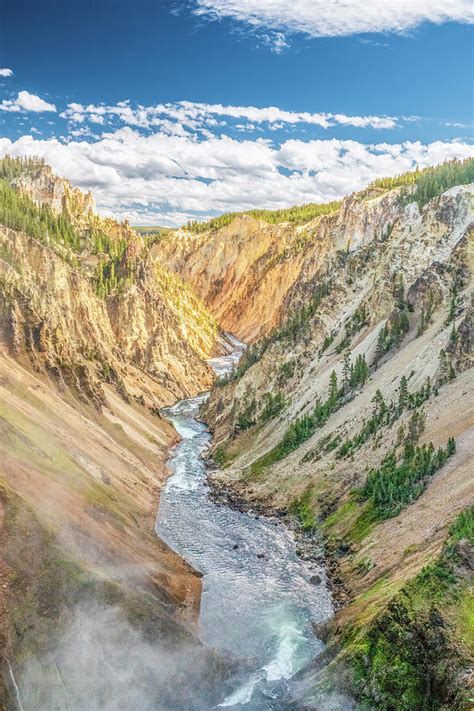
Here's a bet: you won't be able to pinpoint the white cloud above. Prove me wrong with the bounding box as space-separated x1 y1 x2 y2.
15 91 57 112
261 31 290 53
1 130 472 226
0 68 13 78
0 91 56 113
89 113 105 125
191 0 474 39
0 101 21 113
60 99 397 131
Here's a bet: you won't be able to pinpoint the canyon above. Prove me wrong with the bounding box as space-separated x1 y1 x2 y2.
0 156 473 710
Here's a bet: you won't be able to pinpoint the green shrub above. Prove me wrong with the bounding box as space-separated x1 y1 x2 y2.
235 280 332 379
373 309 410 365
249 372 343 476
260 391 287 423
236 398 257 431
278 360 295 382
350 506 473 710
361 438 456 519
319 333 335 354
290 488 316 531
337 377 434 460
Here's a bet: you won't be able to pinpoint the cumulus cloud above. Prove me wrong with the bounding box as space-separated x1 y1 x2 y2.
0 90 56 113
1 129 472 225
15 90 57 112
0 68 13 77
60 99 397 131
0 101 21 113
191 0 474 39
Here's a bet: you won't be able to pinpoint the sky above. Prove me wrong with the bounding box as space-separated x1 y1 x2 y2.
0 0 473 225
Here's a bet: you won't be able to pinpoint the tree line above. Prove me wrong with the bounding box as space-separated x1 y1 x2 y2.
183 201 342 234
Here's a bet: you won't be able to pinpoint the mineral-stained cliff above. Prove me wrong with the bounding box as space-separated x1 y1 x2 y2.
171 164 474 709
154 215 316 342
0 157 233 708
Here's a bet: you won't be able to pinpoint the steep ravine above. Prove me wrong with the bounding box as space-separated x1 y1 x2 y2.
201 198 473 705
0 341 247 710
0 158 231 709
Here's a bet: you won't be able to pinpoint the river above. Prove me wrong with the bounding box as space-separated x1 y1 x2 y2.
156 336 334 709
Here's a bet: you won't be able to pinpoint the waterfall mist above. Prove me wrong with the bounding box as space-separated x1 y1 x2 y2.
16 603 232 711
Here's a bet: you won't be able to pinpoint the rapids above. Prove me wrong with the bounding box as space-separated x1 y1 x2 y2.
156 336 333 709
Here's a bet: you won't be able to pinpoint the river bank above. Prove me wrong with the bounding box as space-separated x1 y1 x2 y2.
206 472 351 614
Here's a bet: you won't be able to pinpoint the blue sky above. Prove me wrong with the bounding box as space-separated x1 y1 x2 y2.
0 0 473 225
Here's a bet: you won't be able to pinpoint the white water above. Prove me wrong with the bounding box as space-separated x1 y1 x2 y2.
156 336 333 709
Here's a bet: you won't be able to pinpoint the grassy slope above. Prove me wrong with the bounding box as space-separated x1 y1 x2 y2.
308 507 474 710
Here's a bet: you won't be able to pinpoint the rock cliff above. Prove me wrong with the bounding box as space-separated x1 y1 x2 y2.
0 156 222 407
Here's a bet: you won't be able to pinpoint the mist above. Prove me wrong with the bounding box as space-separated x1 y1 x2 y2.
13 600 359 711
16 603 233 711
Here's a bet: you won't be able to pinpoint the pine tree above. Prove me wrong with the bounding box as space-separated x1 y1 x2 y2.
109 261 117 290
446 437 456 456
393 273 405 310
328 370 339 406
449 324 458 347
398 375 408 412
438 349 448 384
374 325 387 365
396 423 406 446
407 409 425 445
342 351 351 394
424 376 432 400
435 447 447 468
372 389 386 419
446 295 456 324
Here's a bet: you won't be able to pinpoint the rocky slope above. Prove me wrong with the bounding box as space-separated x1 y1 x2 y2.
161 162 474 709
155 214 318 342
0 158 234 709
1 156 223 407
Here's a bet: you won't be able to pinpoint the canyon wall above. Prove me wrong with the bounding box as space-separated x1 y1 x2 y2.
0 158 232 708
1 156 473 709
166 173 474 709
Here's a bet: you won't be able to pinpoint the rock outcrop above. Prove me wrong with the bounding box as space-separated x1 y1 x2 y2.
0 158 223 407
155 214 326 342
